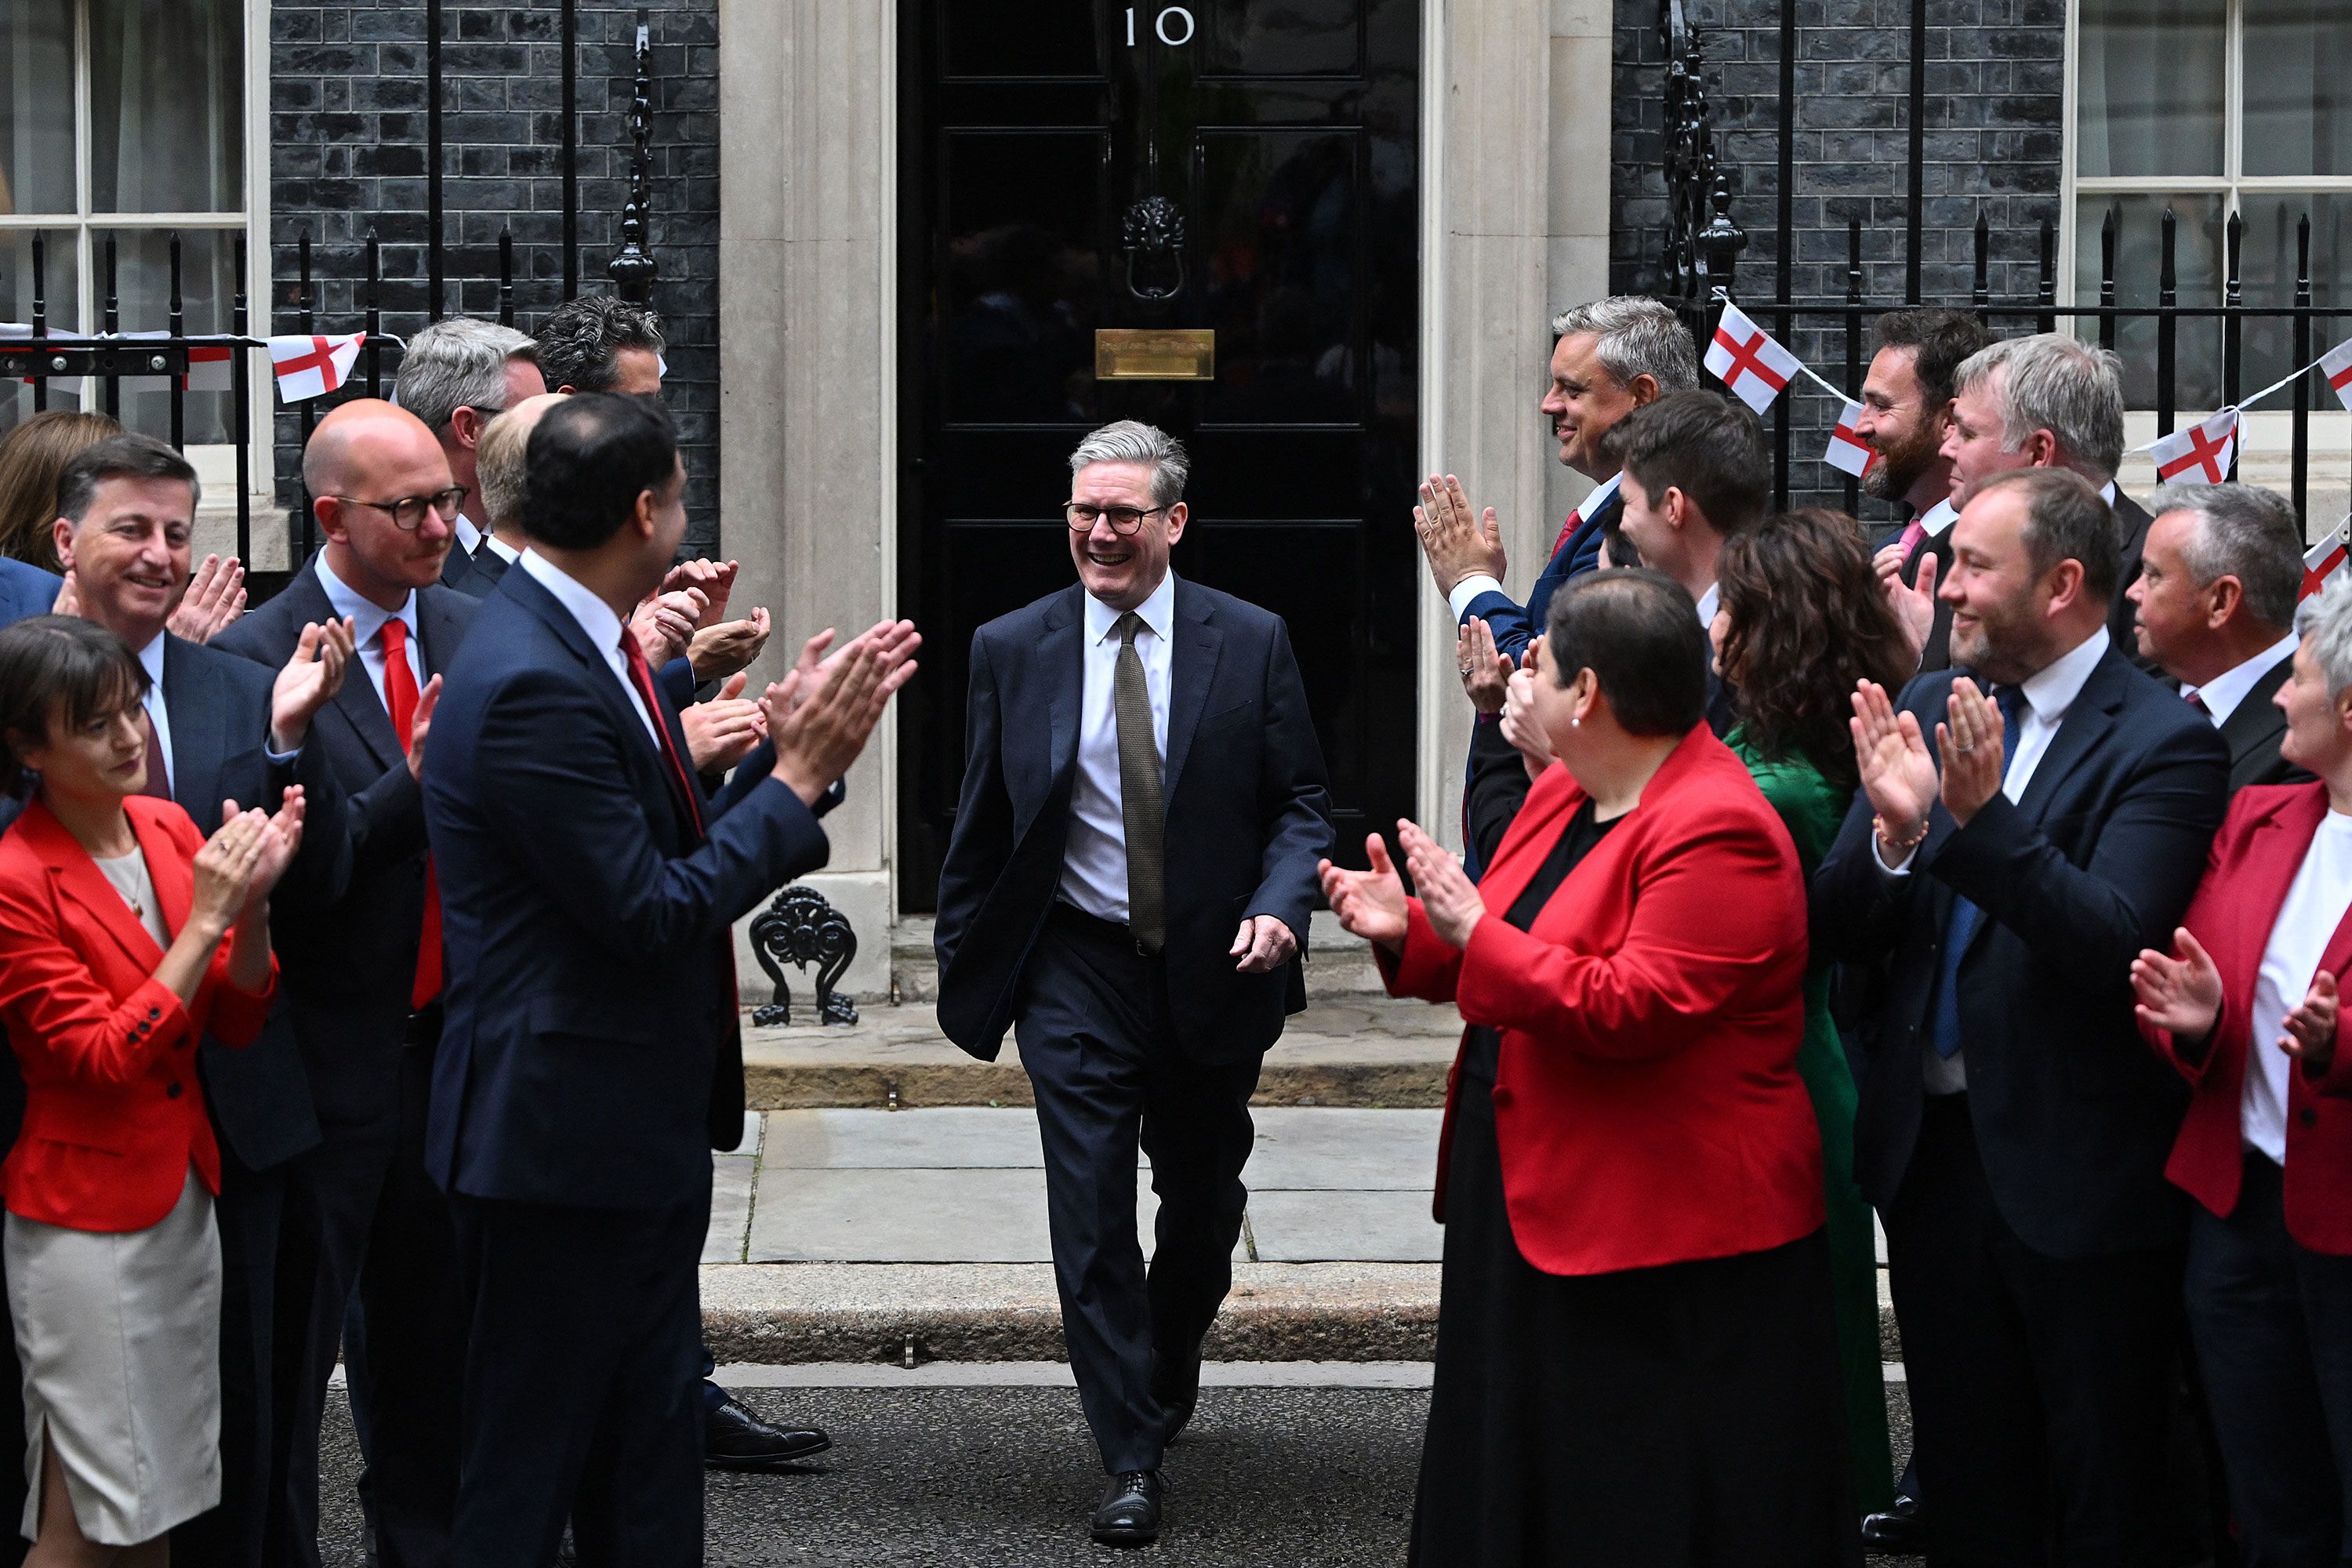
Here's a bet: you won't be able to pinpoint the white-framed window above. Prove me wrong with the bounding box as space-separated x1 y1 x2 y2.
2067 0 2351 410
1 0 267 469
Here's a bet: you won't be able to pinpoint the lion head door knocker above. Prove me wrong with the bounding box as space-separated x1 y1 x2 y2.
1122 196 1186 303
749 884 859 1027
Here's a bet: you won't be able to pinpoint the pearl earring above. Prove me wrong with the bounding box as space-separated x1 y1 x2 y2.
1570 716 1581 728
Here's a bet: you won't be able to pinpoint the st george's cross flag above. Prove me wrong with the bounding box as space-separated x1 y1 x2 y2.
2322 337 2352 412
1824 400 1877 478
2149 408 2241 486
269 332 365 403
2305 525 2350 601
1704 303 1803 414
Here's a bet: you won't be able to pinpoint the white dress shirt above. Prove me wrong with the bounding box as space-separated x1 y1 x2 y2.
2181 633 2299 727
1447 471 1624 624
452 513 484 557
1694 579 1720 628
2100 479 2119 507
481 532 522 566
316 552 423 717
1916 496 1958 539
517 551 659 745
1880 626 2113 1091
2242 810 2352 1163
1059 571 1176 924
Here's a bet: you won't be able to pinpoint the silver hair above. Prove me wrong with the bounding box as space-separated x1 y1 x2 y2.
2296 570 2352 705
2152 482 2306 631
1951 333 2126 481
1548 296 1701 394
393 318 539 435
1067 420 1189 509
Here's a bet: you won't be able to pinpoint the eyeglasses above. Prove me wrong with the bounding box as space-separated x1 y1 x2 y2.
1065 503 1168 535
329 487 468 532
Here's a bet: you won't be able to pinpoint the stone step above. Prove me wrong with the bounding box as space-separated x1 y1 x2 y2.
742 996 1462 1110
887 911 1391 1006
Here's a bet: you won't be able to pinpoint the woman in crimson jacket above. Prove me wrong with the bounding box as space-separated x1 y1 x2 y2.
0 615 300 1562
1324 571 1854 1568
2132 576 2352 1568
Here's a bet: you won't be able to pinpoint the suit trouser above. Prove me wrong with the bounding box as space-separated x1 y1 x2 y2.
1017 907 1262 1475
274 1018 461 1568
448 1192 709 1568
1884 1094 2181 1568
172 1143 288 1568
2184 1152 2352 1568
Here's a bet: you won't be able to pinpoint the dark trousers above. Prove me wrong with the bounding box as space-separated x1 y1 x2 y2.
2185 1153 2352 1568
1017 907 1262 1475
1884 1094 2181 1567
448 1192 709 1568
274 1024 461 1568
174 1145 289 1568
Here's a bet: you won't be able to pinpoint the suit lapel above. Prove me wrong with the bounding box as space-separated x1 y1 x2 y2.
2013 651 2127 821
1040 588 1083 790
284 563 405 774
20 800 165 972
129 798 194 946
1162 579 1224 800
159 635 231 828
2220 657 2293 768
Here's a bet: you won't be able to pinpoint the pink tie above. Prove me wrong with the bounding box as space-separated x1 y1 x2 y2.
1896 518 1928 557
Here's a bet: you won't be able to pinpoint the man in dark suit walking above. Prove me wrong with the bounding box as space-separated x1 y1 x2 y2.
422 393 909 1566
1859 309 1994 677
214 400 477 1568
2128 481 2311 792
934 420 1332 1548
1815 467 2231 1565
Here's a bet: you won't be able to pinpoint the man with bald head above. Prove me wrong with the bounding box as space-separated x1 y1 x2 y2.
216 398 477 1568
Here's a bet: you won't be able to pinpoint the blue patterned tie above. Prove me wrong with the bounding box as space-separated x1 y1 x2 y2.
1928 684 2025 1059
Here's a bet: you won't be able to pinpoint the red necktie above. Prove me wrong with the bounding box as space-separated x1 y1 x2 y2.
379 618 442 1011
1548 506 1584 563
619 630 705 834
2184 690 2210 716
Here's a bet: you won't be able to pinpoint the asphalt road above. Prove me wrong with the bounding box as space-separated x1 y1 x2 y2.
315 1379 1921 1566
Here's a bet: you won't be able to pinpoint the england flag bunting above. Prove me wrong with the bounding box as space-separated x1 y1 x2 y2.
269 332 366 404
1824 400 1876 478
2148 408 2241 486
2304 524 2350 601
1704 303 1803 415
2323 336 2352 412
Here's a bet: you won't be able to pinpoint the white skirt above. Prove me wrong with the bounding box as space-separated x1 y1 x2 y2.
5 1165 222 1546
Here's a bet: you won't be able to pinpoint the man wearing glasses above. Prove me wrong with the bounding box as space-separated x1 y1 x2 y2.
215 400 479 1568
935 420 1333 1548
391 318 545 596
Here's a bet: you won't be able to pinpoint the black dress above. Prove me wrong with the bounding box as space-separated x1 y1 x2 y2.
1407 800 1857 1568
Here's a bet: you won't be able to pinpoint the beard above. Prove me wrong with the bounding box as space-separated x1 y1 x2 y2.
1864 415 1945 503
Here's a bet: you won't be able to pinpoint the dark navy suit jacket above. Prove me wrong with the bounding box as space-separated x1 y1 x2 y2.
421 564 829 1212
1813 643 2230 1258
933 577 1333 1065
0 560 60 625
1457 483 1620 663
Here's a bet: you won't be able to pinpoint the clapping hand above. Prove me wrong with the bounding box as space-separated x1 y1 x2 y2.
688 607 771 682
763 625 920 805
661 557 737 628
1501 640 1552 779
405 676 442 782
1936 678 2006 826
2279 971 2341 1075
1455 617 1511 715
1230 916 1298 974
1876 546 1936 666
1850 680 1938 855
170 554 249 644
630 589 705 669
2131 927 2224 1046
1414 474 1507 598
225 787 308 915
1398 819 1482 949
191 807 273 938
682 672 768 773
1319 834 1409 953
270 618 357 751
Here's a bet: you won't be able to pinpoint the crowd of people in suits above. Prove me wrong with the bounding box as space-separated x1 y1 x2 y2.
0 296 903 1567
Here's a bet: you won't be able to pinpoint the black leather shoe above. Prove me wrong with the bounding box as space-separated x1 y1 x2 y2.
1091 1470 1163 1546
703 1392 833 1472
1150 1345 1203 1443
1859 1489 1922 1554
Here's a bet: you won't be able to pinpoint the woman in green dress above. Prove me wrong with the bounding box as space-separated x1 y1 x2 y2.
1708 507 1917 1515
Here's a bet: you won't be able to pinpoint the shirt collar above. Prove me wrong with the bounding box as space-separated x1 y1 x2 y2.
453 513 483 554
2016 625 2111 722
1083 570 1178 647
136 629 167 692
482 532 522 564
2182 632 2300 727
1693 579 1721 627
314 551 417 652
518 550 626 660
2099 479 2118 506
1916 496 1958 538
1581 470 1624 520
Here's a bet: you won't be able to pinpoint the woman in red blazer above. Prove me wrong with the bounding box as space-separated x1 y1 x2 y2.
2132 578 2352 1568
1324 572 1852 1568
0 615 301 1560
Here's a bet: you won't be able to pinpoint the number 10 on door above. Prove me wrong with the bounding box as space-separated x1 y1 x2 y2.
1126 5 1195 45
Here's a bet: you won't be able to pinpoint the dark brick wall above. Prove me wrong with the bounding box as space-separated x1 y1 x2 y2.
1611 0 2064 515
267 1 721 553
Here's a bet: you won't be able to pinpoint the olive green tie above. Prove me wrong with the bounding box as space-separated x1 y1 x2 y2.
1114 612 1166 954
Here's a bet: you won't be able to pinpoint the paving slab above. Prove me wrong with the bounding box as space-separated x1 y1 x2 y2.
1249 1189 1442 1262
748 1166 1167 1264
1244 1108 1444 1189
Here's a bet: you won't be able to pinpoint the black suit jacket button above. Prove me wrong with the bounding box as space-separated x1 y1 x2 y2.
2301 1106 2318 1128
165 1082 183 1099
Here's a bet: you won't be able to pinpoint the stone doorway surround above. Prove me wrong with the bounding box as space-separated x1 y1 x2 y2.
717 0 1616 999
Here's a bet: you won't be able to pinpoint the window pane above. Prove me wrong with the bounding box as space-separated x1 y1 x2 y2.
2236 193 2352 394
91 228 238 444
2076 0 2224 179
2074 194 2227 410
2242 0 2352 176
0 229 84 435
89 0 242 213
0 0 76 216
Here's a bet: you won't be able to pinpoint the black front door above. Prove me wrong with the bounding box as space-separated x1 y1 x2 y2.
898 0 1421 908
